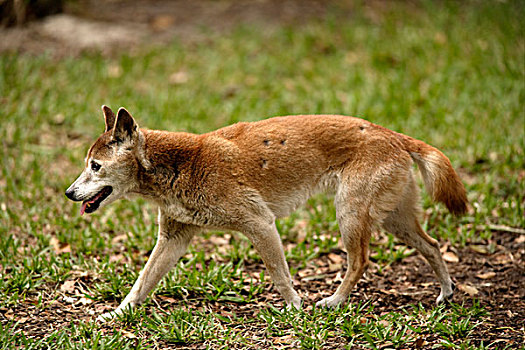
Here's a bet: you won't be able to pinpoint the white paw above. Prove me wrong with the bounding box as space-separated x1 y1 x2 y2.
96 310 120 322
316 295 345 308
436 282 455 305
96 304 131 322
286 297 302 310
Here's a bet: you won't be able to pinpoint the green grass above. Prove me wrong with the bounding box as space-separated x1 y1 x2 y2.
1 1 523 349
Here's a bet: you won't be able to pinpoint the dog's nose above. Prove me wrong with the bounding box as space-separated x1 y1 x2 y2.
65 187 77 201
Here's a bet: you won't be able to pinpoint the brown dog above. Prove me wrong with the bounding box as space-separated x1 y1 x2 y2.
65 106 467 321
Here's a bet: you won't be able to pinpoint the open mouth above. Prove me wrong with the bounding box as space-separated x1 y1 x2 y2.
80 186 113 215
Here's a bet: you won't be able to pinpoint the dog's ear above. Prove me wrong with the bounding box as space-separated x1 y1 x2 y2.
102 105 116 132
112 107 139 143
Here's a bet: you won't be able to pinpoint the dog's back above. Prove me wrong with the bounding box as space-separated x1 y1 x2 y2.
199 115 466 219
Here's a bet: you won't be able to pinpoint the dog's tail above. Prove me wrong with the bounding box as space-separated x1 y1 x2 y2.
402 135 468 215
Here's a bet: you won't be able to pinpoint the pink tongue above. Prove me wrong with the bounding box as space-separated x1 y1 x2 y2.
80 191 104 216
80 202 87 216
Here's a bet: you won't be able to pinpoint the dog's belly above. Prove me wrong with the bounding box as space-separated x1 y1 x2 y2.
265 171 340 218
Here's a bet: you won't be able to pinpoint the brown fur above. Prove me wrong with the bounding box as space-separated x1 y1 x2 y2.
65 106 468 321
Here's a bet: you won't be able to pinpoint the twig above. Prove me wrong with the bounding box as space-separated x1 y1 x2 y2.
483 224 525 235
463 218 525 235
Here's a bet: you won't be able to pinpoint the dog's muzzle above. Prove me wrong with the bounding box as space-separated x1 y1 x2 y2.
65 184 113 216
65 187 79 201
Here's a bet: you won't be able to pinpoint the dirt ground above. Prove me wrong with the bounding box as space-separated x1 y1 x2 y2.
2 0 524 347
5 228 525 348
5 227 525 349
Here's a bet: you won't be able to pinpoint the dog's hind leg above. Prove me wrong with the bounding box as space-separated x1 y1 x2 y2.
381 176 455 304
316 202 372 308
316 162 412 308
97 210 200 322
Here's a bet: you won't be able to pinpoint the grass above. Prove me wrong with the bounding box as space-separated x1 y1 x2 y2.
0 0 524 349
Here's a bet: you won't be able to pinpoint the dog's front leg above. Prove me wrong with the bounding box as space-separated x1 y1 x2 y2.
243 221 302 309
97 210 199 322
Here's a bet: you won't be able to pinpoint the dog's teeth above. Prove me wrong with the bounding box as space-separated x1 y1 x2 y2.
86 203 91 207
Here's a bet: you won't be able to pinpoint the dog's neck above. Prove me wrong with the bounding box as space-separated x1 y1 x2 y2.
134 129 202 199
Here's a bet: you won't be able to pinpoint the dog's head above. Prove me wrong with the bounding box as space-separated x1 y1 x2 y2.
65 106 144 215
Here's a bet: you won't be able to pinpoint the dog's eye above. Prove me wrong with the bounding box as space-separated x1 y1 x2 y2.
91 161 101 172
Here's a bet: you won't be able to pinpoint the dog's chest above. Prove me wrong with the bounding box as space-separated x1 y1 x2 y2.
162 200 207 226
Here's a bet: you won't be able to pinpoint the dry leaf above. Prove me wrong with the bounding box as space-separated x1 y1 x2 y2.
493 253 511 265
219 310 233 318
157 295 177 303
434 32 447 44
442 251 459 263
50 237 61 254
328 253 344 264
50 236 71 254
60 280 76 293
470 245 489 254
111 234 127 244
378 319 389 327
107 64 122 78
476 271 496 279
70 270 89 278
302 274 329 282
59 245 71 254
95 304 114 312
216 245 229 256
78 297 93 305
17 317 29 323
151 15 175 31
297 269 313 278
169 71 189 85
274 334 293 344
415 337 426 348
458 283 479 296
209 236 230 245
121 330 137 339
328 263 342 272
63 296 77 304
109 254 125 263
53 113 65 125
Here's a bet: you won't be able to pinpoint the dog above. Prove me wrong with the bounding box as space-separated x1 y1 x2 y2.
65 106 467 321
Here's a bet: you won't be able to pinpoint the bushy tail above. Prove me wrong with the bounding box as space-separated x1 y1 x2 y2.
403 136 468 215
